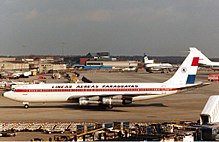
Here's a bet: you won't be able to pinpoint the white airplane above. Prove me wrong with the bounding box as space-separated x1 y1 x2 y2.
3 48 206 109
190 48 219 71
144 54 173 73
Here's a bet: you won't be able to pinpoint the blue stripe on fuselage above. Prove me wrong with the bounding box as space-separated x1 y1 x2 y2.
186 75 196 84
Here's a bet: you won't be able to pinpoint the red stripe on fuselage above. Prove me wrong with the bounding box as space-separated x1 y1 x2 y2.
14 88 178 93
191 57 199 66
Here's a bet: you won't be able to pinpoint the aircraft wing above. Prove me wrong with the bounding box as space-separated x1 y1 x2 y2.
68 83 210 106
67 93 141 106
68 94 137 101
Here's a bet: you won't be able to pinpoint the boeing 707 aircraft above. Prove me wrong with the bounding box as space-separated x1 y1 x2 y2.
3 48 207 109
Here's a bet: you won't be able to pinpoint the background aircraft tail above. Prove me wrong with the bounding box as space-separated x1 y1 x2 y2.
144 53 154 64
164 48 199 85
189 47 212 65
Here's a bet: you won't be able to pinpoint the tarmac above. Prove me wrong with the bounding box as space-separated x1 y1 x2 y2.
0 70 217 123
0 70 218 140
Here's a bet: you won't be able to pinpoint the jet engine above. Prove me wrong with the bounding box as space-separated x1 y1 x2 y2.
79 97 99 106
78 96 132 107
102 97 132 105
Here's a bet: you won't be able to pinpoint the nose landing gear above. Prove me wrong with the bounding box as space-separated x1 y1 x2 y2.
23 102 29 109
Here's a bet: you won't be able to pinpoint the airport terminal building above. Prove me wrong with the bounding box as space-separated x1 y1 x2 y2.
77 52 139 69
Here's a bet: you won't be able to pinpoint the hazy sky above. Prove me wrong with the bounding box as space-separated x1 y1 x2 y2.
1 0 219 57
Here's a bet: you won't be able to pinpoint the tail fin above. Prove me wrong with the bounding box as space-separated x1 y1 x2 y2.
143 54 149 63
189 47 212 65
164 48 199 85
144 53 154 64
144 53 148 60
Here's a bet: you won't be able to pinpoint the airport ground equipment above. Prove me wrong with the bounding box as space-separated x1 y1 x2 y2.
200 95 219 125
208 74 219 82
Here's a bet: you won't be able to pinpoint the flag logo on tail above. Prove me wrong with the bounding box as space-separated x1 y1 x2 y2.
186 57 199 84
186 75 196 84
191 57 199 66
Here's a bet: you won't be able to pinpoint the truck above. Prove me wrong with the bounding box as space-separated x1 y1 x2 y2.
208 74 219 82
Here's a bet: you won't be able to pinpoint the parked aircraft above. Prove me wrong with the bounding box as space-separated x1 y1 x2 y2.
3 48 207 109
144 54 173 73
190 48 219 71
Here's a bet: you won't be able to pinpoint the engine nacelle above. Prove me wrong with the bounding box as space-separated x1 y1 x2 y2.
79 97 100 106
79 97 132 106
79 100 88 106
88 96 100 101
102 98 132 105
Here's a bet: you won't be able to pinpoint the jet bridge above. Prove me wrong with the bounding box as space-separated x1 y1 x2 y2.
200 95 219 125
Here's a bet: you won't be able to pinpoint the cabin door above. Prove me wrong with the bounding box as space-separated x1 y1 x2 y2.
161 85 166 94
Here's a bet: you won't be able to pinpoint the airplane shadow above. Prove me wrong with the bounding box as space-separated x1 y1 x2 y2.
0 105 126 112
118 103 168 107
0 103 168 112
64 105 127 112
64 103 167 112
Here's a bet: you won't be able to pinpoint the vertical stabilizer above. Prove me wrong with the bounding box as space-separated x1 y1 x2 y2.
164 48 199 85
143 54 154 64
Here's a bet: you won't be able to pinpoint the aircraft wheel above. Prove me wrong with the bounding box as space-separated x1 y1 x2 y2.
24 104 29 109
105 104 113 109
99 104 113 109
107 105 113 109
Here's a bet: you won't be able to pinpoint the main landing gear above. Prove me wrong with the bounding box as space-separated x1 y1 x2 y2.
99 104 113 109
23 102 29 109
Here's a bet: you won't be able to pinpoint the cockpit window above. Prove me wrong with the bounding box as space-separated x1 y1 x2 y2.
11 88 15 91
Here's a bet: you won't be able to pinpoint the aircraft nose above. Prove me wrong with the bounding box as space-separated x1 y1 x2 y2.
2 91 16 100
2 92 9 97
